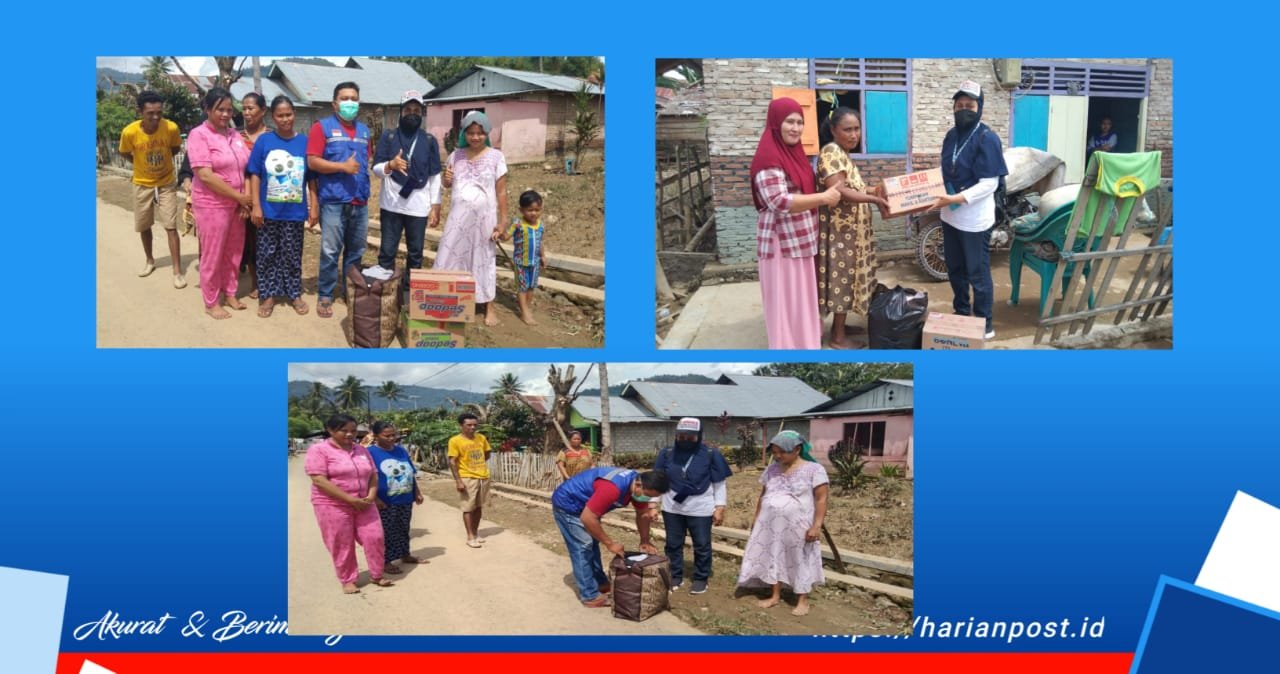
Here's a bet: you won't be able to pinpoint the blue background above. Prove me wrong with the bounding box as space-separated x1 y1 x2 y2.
3 1 1276 658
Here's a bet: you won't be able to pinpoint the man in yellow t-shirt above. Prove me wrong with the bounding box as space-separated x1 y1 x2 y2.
447 412 492 548
118 91 186 288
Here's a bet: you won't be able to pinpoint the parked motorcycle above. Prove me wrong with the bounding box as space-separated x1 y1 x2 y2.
905 147 1065 281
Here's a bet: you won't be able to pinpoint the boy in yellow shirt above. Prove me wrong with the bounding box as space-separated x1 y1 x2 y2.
447 412 492 547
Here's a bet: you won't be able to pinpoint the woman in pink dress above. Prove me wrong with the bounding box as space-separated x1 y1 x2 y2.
305 414 395 594
434 111 508 327
737 430 830 616
750 98 842 349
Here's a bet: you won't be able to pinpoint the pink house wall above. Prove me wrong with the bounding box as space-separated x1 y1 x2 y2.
807 414 914 478
425 100 550 164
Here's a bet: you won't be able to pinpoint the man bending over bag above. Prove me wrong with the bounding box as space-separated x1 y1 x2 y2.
551 467 669 607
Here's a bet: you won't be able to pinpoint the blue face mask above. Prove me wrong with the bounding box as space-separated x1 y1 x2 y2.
338 101 359 122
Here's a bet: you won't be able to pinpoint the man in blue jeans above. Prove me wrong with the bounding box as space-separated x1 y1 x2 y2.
655 417 730 595
307 81 371 318
550 467 669 608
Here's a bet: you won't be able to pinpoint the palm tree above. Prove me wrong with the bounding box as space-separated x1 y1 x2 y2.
335 375 368 411
492 372 524 396
378 381 404 411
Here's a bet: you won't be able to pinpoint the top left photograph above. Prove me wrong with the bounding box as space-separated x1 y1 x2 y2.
96 56 605 348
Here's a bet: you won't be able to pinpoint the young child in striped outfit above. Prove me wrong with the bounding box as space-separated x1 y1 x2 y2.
502 190 548 325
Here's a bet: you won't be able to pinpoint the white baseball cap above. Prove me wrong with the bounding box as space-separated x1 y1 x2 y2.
676 417 701 433
401 90 424 106
954 80 982 100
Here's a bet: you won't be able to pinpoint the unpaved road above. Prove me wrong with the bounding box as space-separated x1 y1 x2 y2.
286 456 701 636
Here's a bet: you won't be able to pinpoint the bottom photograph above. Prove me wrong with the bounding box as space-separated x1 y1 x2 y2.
286 361 914 636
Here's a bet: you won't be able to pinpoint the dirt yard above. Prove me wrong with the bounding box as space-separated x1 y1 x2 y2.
96 155 602 348
423 466 913 636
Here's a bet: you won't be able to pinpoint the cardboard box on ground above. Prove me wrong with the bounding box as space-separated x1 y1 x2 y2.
404 269 476 349
883 168 947 216
922 312 986 350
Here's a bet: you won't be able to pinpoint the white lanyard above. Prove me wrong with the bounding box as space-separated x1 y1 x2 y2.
951 123 982 166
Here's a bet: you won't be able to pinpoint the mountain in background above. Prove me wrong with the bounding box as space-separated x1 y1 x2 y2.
287 380 486 412
96 67 145 90
579 373 718 397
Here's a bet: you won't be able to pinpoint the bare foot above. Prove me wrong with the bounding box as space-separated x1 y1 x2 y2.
484 313 500 327
828 336 853 350
342 583 359 594
206 306 232 320
791 600 811 617
520 313 538 326
758 596 781 609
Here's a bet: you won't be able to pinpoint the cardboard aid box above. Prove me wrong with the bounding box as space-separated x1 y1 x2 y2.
408 269 476 323
883 168 948 216
922 312 986 350
405 318 466 349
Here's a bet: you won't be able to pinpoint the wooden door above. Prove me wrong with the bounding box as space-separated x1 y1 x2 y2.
1048 95 1088 183
771 87 819 156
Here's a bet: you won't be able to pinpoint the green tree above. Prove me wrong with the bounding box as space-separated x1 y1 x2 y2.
492 372 523 396
141 56 201 132
377 381 404 410
750 363 914 398
335 375 369 411
568 82 601 172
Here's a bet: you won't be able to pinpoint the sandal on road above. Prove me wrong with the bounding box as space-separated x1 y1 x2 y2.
290 298 310 315
258 299 275 318
317 299 334 318
369 577 394 587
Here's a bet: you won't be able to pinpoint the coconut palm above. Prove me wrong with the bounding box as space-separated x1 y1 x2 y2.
335 375 368 412
492 372 523 396
378 381 404 411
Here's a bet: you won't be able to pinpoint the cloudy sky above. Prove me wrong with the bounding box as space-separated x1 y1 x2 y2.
96 56 347 75
287 363 767 396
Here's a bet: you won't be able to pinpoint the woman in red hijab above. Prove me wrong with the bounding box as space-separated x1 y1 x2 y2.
750 98 842 349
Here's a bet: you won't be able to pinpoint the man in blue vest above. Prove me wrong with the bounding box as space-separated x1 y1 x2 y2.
306 81 372 319
551 467 669 607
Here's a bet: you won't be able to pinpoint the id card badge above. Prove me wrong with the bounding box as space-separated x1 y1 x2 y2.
945 182 961 211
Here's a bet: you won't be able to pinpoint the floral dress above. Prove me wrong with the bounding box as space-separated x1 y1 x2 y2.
434 147 508 303
816 143 878 315
736 460 829 594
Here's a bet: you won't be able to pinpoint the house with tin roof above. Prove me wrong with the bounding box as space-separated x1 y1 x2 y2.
568 374 828 453
424 65 604 164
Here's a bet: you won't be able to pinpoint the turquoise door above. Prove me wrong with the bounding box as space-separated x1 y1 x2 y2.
1012 95 1049 150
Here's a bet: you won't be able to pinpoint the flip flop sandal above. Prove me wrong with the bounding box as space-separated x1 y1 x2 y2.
290 298 310 315
317 300 334 318
258 301 275 318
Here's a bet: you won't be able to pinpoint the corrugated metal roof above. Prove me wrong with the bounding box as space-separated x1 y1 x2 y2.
426 65 603 102
624 376 828 419
268 60 432 106
344 57 434 90
230 79 312 108
573 396 666 424
803 379 915 414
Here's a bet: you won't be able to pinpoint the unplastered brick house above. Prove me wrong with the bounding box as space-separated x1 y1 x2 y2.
702 58 1172 264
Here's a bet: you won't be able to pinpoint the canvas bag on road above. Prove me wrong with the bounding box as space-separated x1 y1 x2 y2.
609 552 671 621
343 264 403 348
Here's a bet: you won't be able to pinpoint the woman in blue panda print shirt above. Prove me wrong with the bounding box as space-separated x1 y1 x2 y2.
246 95 318 318
367 421 426 574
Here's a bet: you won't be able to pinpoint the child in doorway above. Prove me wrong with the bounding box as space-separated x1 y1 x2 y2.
502 190 548 325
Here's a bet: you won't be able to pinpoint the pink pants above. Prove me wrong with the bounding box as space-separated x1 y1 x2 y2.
194 203 245 308
759 248 822 350
313 502 386 585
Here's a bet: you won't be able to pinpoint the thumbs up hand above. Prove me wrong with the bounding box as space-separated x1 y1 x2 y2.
389 149 408 174
343 151 361 175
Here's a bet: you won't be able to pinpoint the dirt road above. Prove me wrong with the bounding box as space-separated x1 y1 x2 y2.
286 456 701 636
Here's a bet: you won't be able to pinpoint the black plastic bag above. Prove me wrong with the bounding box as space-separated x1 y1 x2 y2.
867 283 928 349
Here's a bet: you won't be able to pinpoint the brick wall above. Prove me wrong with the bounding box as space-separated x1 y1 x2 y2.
547 92 605 158
910 59 1010 156
1145 59 1174 178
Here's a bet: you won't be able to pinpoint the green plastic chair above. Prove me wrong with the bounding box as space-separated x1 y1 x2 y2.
1009 152 1158 315
1008 188 1081 314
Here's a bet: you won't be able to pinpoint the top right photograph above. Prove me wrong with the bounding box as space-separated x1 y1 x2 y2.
656 58 1172 351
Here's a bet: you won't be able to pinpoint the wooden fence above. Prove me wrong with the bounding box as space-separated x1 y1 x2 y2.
656 142 714 252
1035 167 1173 345
486 452 563 491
